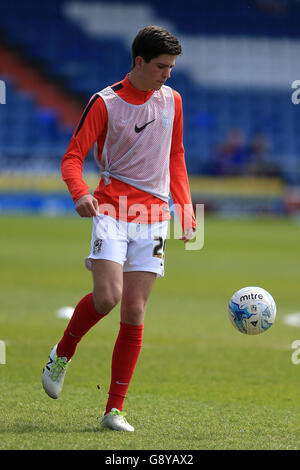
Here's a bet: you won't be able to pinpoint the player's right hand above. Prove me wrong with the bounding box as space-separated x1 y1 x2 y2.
75 194 99 217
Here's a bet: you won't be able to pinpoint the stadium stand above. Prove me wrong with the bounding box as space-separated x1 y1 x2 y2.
0 0 299 187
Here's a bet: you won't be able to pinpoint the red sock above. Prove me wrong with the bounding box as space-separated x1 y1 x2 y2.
105 322 144 414
57 293 106 361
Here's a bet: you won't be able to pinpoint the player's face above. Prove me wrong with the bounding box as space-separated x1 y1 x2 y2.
136 54 176 90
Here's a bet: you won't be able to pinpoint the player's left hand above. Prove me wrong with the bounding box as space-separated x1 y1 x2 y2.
179 227 195 243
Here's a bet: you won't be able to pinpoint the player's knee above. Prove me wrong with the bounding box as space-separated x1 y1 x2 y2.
93 284 122 315
121 300 146 325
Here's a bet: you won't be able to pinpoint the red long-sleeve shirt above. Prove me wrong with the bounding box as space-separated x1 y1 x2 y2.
61 74 196 229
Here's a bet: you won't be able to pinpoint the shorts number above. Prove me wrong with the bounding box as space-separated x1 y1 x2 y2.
153 236 166 259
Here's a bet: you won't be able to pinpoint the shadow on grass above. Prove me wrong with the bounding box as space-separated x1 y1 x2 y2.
0 421 110 435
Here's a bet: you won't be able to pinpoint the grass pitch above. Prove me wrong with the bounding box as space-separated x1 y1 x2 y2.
0 214 300 450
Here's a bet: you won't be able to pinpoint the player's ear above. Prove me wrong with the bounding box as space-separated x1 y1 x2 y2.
134 56 144 71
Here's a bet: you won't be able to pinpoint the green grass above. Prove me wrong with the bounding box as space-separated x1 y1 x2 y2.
0 214 300 450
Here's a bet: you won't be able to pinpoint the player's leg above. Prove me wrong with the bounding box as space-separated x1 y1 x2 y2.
42 214 127 399
101 221 169 430
100 271 156 431
101 221 168 430
42 259 123 399
106 271 156 410
120 271 156 325
57 259 123 360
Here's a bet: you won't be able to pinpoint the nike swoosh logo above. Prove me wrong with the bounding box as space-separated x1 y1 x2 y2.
135 119 155 133
115 380 128 385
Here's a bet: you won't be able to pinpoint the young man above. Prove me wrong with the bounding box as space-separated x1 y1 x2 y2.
42 25 196 432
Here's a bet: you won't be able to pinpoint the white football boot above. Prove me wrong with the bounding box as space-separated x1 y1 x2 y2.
42 344 70 399
100 408 134 432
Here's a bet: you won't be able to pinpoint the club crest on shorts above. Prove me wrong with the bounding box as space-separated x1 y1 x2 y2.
93 238 103 254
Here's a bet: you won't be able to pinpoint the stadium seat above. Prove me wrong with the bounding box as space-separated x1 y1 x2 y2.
0 0 299 181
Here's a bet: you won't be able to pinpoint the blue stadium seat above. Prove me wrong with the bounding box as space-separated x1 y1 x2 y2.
0 0 299 181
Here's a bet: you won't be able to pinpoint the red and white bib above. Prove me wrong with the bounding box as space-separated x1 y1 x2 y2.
94 85 175 202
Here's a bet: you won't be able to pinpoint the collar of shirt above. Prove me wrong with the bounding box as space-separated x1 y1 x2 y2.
114 74 155 105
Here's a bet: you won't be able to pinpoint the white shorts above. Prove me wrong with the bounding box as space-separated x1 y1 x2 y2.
85 215 169 277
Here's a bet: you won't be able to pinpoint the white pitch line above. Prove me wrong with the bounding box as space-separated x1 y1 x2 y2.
283 312 300 327
55 306 74 319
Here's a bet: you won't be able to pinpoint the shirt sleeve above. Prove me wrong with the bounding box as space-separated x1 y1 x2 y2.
170 90 196 230
61 94 108 203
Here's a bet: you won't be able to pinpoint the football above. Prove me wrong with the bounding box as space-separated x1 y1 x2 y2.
228 286 276 335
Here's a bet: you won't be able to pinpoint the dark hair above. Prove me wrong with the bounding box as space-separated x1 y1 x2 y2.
131 25 182 68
